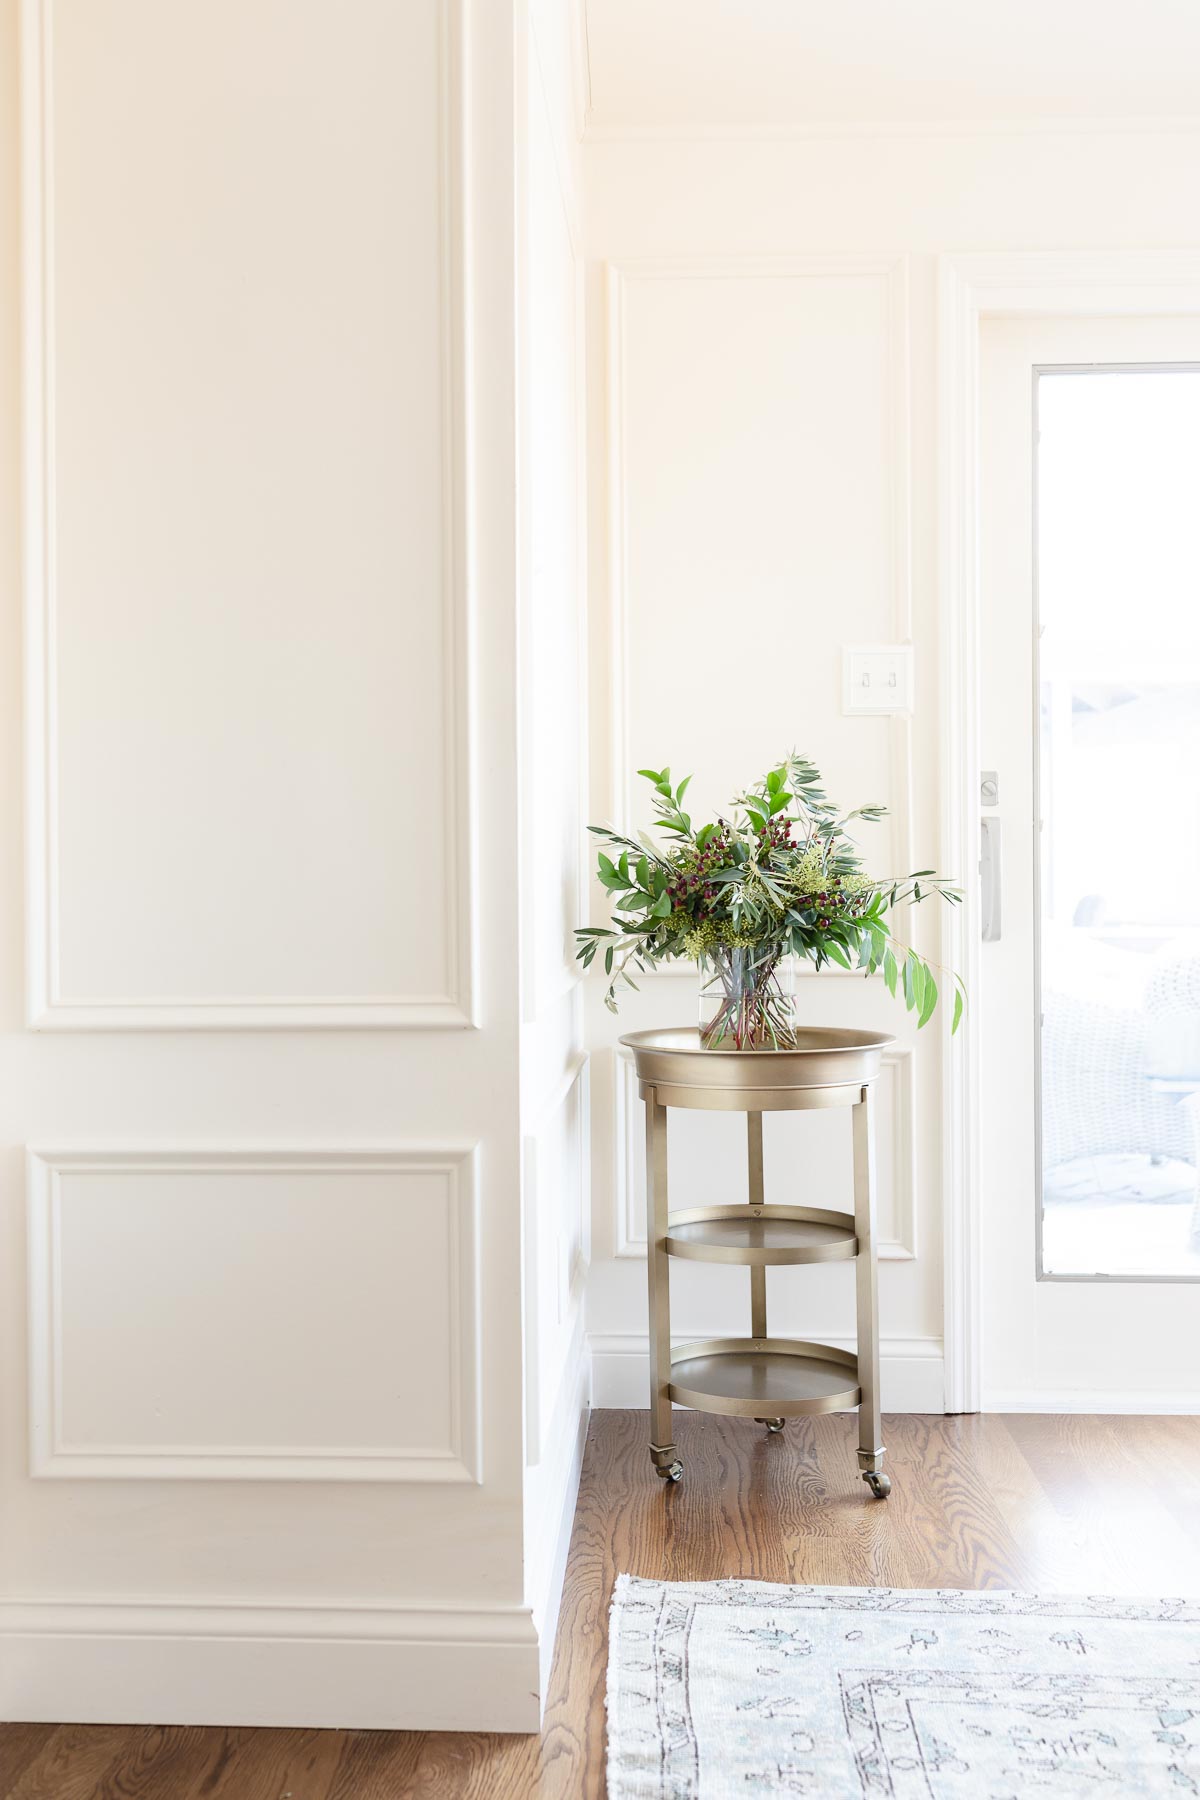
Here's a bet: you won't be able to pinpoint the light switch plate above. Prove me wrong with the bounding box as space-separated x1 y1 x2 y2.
842 645 914 715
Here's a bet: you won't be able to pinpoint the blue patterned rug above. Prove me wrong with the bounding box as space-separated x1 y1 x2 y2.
606 1575 1200 1797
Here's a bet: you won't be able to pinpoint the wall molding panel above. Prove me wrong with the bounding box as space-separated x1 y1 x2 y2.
20 0 478 1030
876 1045 918 1261
26 1143 483 1481
612 1044 917 1261
604 253 913 889
612 1049 642 1260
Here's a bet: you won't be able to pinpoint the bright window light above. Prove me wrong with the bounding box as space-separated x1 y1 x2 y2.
1038 366 1200 1278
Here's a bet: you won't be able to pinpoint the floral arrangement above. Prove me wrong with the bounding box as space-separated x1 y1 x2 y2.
576 753 963 1049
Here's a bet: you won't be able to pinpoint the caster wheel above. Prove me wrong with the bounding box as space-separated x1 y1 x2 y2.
754 1417 786 1434
656 1460 684 1483
863 1471 891 1500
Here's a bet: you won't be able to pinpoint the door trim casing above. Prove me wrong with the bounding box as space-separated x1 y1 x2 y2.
937 250 1200 1412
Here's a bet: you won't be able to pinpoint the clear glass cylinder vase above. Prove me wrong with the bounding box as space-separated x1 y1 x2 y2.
697 947 797 1051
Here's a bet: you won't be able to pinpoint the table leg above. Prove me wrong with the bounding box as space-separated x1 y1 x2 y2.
747 1110 767 1340
645 1089 680 1480
747 1110 785 1433
853 1085 889 1496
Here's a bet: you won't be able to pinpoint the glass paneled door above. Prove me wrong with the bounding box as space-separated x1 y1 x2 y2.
979 316 1200 1407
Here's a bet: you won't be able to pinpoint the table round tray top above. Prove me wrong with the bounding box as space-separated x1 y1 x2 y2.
620 1025 893 1112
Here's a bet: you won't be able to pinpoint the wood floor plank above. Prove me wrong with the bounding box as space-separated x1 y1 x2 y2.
2 1725 131 1800
407 1731 541 1800
88 1726 271 1800
891 1412 1033 1590
1132 1413 1200 1545
324 1729 429 1799
6 1409 1200 1800
1002 1412 1200 1595
1060 1414 1200 1586
0 1727 56 1797
178 1726 346 1800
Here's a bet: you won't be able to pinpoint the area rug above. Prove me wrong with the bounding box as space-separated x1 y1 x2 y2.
606 1574 1200 1797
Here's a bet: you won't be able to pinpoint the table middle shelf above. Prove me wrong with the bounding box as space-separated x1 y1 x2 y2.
665 1202 857 1265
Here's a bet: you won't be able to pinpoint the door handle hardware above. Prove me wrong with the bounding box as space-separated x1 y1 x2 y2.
981 815 1002 942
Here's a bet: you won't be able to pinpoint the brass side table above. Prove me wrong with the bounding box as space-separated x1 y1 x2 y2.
620 1026 895 1499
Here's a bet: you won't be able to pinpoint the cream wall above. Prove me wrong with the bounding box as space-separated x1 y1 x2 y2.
580 125 1200 1409
0 0 586 1734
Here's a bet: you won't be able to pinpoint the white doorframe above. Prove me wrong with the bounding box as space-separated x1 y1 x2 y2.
937 249 1200 1413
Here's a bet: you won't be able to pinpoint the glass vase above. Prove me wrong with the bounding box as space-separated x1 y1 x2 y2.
697 947 797 1051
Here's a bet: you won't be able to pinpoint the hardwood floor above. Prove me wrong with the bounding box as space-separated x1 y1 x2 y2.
5 1408 1200 1798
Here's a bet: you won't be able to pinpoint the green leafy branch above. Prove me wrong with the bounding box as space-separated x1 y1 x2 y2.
576 755 964 1031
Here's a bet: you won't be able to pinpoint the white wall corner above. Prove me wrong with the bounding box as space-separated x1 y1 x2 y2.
525 1333 590 1712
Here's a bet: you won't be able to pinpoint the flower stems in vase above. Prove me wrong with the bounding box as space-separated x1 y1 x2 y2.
698 947 797 1051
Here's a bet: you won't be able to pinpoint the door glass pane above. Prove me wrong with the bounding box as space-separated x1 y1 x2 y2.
1038 366 1200 1278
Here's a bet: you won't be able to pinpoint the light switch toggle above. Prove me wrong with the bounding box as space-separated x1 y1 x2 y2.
842 645 913 715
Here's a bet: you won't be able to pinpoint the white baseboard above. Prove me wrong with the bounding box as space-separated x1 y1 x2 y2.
985 1390 1200 1415
0 1598 541 1731
589 1332 945 1413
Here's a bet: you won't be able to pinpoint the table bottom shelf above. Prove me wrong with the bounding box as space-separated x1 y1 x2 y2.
667 1335 860 1418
